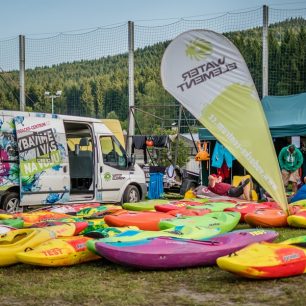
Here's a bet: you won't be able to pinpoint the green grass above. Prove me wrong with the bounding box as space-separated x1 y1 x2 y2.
1 225 306 306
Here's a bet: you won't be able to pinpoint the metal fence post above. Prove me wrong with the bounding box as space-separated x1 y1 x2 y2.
262 5 269 98
19 35 25 111
174 105 182 167
127 21 135 156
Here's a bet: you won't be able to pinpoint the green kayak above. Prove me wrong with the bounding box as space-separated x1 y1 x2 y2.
86 225 221 254
123 199 170 211
187 202 236 212
158 212 241 234
0 218 24 228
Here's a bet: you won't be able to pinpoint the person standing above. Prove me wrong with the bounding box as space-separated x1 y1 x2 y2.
278 144 303 194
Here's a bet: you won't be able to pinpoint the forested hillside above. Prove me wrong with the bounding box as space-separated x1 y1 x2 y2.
0 18 305 132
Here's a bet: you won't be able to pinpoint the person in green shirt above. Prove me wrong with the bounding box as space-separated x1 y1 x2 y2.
278 144 303 193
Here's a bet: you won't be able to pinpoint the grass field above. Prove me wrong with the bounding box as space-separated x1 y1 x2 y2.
1 225 306 306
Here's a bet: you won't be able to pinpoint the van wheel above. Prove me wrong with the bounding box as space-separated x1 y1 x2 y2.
1 192 20 213
122 185 140 203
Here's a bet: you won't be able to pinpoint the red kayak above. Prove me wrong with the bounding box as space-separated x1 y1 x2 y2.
167 208 211 217
155 201 205 213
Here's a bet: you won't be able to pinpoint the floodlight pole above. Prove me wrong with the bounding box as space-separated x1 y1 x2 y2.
127 21 135 156
19 35 25 111
44 91 61 114
262 5 269 98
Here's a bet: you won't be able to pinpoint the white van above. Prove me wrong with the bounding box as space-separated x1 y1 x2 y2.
0 110 147 212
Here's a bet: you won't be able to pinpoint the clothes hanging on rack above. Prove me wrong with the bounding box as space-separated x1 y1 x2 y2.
132 135 147 163
217 162 231 180
151 136 169 148
211 141 235 168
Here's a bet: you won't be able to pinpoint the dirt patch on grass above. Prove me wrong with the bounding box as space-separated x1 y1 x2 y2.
165 282 301 306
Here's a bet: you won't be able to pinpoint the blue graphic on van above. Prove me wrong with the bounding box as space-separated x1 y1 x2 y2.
0 117 19 190
51 164 62 171
21 172 44 192
44 186 68 204
14 116 25 126
57 143 67 159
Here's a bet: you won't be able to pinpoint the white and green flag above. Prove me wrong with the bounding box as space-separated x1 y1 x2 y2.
161 29 288 211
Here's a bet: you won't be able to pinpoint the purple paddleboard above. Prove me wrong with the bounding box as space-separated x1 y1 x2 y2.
94 229 278 269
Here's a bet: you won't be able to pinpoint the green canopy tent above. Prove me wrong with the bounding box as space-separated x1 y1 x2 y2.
198 92 306 185
199 92 306 140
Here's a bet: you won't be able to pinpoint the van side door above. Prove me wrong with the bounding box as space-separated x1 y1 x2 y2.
15 115 70 206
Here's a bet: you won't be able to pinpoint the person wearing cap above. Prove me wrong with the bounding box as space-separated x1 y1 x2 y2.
207 174 251 200
278 144 303 194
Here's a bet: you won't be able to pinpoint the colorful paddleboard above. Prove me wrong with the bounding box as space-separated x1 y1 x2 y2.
93 229 278 269
17 236 100 266
217 235 306 279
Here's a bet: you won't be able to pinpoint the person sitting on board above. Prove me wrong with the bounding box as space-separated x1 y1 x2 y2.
289 176 306 203
207 174 251 201
278 144 303 194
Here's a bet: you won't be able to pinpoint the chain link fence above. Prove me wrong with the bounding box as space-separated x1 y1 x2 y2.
0 6 306 131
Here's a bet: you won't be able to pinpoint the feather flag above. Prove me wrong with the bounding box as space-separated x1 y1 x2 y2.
161 30 288 211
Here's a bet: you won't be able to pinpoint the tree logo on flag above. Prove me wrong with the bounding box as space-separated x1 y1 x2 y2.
185 38 212 60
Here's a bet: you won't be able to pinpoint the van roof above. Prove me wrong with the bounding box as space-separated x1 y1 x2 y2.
0 109 102 123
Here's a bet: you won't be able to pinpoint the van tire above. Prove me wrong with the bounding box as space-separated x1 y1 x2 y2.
1 192 20 213
122 185 140 203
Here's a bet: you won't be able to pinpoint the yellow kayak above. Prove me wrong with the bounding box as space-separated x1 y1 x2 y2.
17 236 100 266
217 236 306 279
31 222 89 237
287 209 306 228
0 228 55 266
